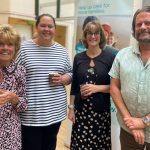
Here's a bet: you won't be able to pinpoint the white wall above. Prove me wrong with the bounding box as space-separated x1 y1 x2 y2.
0 0 35 23
0 0 10 23
130 0 143 45
55 19 75 64
10 0 35 19
14 24 32 41
40 5 56 17
39 0 75 18
60 3 74 17
0 0 10 11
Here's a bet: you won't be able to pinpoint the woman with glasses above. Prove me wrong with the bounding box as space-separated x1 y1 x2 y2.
68 20 115 149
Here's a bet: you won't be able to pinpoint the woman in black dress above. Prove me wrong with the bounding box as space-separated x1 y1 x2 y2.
68 20 115 150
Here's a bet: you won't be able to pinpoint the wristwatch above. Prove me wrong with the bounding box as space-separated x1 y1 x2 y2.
68 104 75 110
142 116 150 126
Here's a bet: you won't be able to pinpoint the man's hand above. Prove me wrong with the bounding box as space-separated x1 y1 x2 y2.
131 129 145 145
124 117 146 129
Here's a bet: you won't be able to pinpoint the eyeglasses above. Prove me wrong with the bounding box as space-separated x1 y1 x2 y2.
86 32 100 37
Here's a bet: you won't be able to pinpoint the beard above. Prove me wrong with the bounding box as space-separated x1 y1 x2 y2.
138 38 150 43
135 30 150 43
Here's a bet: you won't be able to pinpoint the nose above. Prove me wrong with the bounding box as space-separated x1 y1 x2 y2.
91 33 96 37
43 26 50 30
2 44 9 49
141 22 147 29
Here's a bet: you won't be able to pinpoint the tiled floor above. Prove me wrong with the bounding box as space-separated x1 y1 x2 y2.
56 85 71 150
56 119 71 150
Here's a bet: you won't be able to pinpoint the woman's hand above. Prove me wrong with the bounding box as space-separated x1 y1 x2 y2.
49 73 71 86
0 89 19 107
49 73 62 85
0 89 9 106
68 109 75 123
80 84 110 98
80 84 99 97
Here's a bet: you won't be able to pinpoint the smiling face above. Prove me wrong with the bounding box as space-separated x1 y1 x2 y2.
135 12 150 44
86 26 101 48
36 15 56 44
0 42 15 66
83 21 106 49
0 24 20 67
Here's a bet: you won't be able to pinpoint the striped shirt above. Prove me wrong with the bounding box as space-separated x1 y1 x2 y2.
16 39 72 126
109 43 150 143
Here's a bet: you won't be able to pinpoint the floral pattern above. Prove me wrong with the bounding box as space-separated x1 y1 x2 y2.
0 61 27 150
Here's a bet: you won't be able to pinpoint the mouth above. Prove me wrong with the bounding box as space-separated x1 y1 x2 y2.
140 30 150 34
89 38 97 41
138 31 150 37
0 52 9 55
43 31 51 35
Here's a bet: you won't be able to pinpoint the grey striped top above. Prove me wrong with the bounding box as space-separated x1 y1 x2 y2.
16 39 72 126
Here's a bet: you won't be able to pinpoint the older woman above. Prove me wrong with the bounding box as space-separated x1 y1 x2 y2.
0 24 27 150
68 20 115 149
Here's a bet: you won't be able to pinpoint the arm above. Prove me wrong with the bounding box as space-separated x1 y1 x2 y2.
68 55 78 123
110 78 131 118
110 78 145 144
68 95 75 123
61 73 72 85
50 51 72 86
80 84 110 97
15 66 27 112
63 49 72 85
124 113 150 129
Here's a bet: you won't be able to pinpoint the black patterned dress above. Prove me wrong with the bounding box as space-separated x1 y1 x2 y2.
70 66 111 150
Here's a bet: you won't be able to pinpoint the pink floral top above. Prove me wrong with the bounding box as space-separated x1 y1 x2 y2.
0 61 27 150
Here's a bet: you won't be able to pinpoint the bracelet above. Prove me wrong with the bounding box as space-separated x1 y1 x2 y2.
68 104 75 110
142 116 150 126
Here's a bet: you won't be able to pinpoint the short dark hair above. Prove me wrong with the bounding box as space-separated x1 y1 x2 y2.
132 6 150 37
82 20 106 49
35 14 56 28
82 16 99 30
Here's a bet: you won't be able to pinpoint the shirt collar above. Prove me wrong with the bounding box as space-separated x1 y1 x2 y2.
2 61 16 74
132 41 141 55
